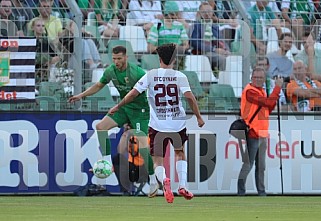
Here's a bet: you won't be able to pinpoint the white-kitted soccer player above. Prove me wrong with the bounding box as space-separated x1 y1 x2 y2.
108 43 205 203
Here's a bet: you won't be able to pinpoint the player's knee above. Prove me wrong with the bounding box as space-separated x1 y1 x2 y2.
174 149 185 157
96 122 104 131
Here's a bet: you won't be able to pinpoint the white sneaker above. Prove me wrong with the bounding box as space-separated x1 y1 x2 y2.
148 183 159 198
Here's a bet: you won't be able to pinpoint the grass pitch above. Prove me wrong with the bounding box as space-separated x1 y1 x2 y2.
1 196 321 221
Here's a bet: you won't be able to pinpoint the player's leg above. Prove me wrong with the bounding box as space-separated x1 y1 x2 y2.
96 108 128 157
172 128 193 200
127 109 157 197
149 127 174 203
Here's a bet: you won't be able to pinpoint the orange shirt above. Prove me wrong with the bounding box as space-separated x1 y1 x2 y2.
241 84 280 138
128 136 144 166
287 80 321 110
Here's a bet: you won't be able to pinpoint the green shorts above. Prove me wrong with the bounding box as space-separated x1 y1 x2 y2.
107 106 149 136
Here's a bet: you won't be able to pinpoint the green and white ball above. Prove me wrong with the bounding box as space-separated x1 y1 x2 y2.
93 159 113 179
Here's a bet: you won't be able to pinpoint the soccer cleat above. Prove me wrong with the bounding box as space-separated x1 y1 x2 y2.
178 188 194 200
163 178 174 203
148 183 159 198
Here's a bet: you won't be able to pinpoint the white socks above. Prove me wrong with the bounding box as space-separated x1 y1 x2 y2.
176 160 187 189
149 173 157 185
154 161 188 187
155 166 167 183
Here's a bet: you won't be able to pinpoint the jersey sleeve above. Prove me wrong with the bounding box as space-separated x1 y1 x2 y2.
99 66 113 84
178 73 191 94
134 73 149 93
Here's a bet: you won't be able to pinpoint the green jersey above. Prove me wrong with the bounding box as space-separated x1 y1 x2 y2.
94 0 122 22
100 62 149 110
147 20 188 46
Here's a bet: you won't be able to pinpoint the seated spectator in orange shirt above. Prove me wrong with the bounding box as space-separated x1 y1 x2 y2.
287 60 321 112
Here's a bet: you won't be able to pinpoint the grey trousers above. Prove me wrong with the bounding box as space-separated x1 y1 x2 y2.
237 136 267 195
205 52 226 71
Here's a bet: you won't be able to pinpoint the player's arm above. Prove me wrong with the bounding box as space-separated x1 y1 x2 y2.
108 88 140 115
184 91 205 128
68 82 105 103
109 73 149 114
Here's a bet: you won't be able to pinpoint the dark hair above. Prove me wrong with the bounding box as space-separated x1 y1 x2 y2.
279 32 292 41
112 46 127 55
256 56 269 65
156 43 177 65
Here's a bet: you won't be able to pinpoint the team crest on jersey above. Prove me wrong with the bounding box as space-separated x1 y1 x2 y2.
124 77 129 83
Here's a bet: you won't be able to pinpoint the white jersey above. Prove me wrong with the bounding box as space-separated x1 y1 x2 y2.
134 68 191 132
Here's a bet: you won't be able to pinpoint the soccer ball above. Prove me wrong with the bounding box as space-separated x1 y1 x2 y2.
93 159 113 179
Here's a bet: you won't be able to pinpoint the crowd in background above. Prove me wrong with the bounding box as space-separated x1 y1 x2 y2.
2 0 321 112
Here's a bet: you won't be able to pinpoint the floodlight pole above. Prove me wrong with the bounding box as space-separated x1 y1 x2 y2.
277 100 284 195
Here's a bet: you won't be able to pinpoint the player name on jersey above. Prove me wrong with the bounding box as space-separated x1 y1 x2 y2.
154 77 177 81
157 106 179 113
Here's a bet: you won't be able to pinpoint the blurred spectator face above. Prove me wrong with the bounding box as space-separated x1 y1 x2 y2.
166 12 178 20
293 61 306 81
32 19 45 36
39 0 53 18
279 36 293 52
0 0 12 19
251 69 266 88
112 52 127 71
256 59 269 72
199 4 213 22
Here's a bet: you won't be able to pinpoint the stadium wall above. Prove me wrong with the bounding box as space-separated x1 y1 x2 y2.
0 112 321 195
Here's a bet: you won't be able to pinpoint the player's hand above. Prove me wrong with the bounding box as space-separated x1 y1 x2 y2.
68 95 82 103
197 117 205 128
108 105 119 115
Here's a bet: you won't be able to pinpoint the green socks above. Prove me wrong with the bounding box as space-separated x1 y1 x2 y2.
97 130 111 156
138 147 155 175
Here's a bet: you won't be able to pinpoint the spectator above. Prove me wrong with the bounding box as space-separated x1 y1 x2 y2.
147 1 189 55
190 1 229 71
30 17 60 83
266 33 293 79
238 67 283 196
76 0 94 19
94 0 129 39
214 0 237 20
281 0 314 48
11 0 34 36
54 0 74 20
248 0 282 55
58 21 103 83
127 0 162 33
0 0 21 37
175 0 203 23
28 0 63 41
295 32 321 79
212 0 239 48
246 0 282 18
287 60 321 111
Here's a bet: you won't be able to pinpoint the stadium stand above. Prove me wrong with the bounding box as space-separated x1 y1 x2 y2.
4 0 321 113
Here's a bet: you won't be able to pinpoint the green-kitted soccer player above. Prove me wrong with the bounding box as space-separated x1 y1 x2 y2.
69 46 158 197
